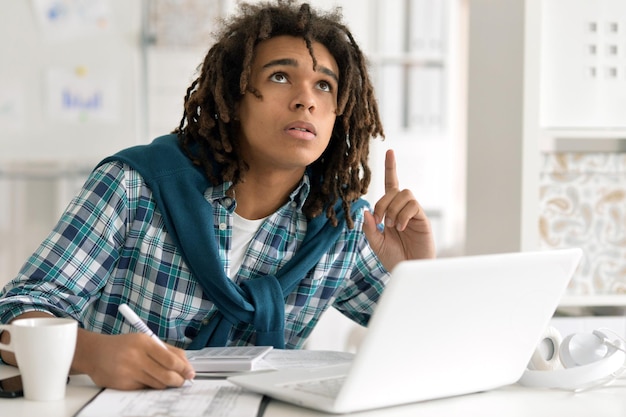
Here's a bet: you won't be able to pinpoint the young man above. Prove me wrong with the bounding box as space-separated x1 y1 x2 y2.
0 1 435 390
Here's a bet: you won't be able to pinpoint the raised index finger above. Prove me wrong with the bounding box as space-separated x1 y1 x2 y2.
385 149 399 192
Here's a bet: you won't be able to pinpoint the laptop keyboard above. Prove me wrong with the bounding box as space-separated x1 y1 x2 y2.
280 376 346 398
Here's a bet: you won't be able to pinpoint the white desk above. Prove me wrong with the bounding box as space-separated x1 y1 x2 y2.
3 364 626 416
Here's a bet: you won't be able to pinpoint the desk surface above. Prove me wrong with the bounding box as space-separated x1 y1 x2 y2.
3 364 626 417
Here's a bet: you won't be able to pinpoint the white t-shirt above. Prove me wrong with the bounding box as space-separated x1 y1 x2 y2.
229 212 266 279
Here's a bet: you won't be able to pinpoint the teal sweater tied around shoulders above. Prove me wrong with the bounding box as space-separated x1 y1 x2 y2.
98 134 367 349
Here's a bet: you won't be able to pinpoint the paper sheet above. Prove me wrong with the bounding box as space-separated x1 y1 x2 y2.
75 379 263 417
31 0 113 42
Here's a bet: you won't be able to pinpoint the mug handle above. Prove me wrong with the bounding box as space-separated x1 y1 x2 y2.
0 325 14 352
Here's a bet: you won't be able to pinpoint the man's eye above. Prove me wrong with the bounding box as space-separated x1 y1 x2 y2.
317 80 332 92
270 73 288 83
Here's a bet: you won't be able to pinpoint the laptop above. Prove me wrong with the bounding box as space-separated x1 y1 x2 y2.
228 248 583 414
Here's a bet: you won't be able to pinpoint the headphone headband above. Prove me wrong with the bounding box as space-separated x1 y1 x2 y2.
519 348 626 389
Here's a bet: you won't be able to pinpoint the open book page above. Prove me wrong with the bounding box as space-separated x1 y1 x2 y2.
75 379 263 417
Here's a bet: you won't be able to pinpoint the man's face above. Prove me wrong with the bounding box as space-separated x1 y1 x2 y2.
236 35 339 175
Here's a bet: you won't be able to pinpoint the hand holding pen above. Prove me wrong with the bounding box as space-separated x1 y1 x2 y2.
119 303 195 385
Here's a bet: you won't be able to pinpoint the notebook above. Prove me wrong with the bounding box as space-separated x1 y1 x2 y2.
228 248 583 414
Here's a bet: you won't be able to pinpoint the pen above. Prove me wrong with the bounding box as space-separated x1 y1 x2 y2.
118 303 167 348
119 303 194 384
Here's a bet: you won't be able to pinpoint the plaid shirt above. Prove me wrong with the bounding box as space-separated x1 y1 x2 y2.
0 161 390 349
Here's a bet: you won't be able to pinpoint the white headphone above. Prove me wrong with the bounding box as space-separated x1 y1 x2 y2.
519 327 626 390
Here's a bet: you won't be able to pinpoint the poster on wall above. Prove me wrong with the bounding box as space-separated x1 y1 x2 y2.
146 0 221 47
31 0 113 42
45 67 120 124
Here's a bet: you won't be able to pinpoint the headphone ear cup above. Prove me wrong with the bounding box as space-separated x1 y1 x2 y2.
528 327 562 371
559 332 610 368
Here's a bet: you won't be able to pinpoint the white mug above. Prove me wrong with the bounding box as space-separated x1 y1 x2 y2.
0 317 77 401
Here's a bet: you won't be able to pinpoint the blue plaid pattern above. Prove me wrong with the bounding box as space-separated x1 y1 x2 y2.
0 161 390 349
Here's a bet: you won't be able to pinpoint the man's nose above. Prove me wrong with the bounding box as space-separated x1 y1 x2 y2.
290 85 316 112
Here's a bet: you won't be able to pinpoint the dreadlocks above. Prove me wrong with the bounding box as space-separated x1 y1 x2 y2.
175 0 384 228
